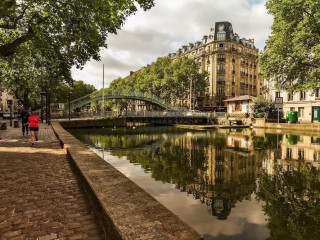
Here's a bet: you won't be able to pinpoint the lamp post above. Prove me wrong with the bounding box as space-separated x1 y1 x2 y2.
40 92 46 123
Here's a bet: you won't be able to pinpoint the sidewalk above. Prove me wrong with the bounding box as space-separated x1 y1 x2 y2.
0 123 105 240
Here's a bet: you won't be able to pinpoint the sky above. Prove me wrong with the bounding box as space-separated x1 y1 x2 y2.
71 0 273 90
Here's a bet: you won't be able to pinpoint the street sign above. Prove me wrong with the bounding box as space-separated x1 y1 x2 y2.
275 97 283 109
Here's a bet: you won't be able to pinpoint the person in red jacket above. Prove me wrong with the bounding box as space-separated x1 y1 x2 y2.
27 110 40 147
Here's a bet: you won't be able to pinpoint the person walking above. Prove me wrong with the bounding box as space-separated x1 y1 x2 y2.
20 109 30 136
28 110 40 147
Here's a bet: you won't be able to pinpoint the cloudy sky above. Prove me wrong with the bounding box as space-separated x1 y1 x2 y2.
72 0 273 90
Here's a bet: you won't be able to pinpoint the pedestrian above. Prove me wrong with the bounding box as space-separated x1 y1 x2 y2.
27 110 40 147
20 109 30 136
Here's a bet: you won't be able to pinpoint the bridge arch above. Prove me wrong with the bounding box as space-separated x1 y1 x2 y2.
68 92 182 111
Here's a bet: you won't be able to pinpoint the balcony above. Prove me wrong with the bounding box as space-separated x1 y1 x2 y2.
240 71 245 75
240 82 245 86
217 69 226 74
217 81 225 85
241 61 246 65
231 47 237 52
217 58 226 62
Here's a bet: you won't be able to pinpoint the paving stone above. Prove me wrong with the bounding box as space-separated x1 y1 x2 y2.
0 123 105 239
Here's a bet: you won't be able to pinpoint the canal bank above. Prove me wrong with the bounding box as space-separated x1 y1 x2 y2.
52 122 203 240
0 123 105 240
253 118 320 133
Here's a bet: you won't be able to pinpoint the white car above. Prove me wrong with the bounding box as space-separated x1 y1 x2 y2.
2 112 10 119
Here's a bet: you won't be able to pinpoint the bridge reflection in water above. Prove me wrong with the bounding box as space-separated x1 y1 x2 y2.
69 127 320 240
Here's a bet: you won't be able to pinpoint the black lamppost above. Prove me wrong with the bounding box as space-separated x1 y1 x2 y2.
40 92 46 123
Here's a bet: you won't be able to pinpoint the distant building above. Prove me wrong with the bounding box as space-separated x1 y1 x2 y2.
0 90 19 114
169 21 264 111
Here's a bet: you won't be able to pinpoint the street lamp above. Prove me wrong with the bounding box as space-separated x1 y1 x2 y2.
40 92 46 123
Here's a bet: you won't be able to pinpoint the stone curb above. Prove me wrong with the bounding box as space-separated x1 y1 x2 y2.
51 122 203 240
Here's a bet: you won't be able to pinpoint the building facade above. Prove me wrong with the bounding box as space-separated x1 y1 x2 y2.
0 90 19 115
169 21 264 111
263 81 320 123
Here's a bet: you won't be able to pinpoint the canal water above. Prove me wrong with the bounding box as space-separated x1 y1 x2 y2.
68 126 320 240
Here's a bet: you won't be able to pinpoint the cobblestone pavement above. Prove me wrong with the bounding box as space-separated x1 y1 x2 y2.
0 122 105 240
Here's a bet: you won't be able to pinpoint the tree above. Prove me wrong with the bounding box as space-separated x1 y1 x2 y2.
253 96 275 118
260 0 320 91
55 80 96 103
0 0 155 63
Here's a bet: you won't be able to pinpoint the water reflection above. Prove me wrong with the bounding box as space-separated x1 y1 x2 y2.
69 127 320 240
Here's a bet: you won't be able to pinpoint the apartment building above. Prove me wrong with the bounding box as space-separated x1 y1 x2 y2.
169 21 264 111
263 81 320 123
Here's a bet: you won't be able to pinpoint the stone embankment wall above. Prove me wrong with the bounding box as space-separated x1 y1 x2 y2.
58 118 127 128
253 118 320 132
52 122 202 240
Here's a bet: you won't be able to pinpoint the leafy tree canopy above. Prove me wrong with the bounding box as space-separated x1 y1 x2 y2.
0 0 155 64
98 56 208 110
260 0 320 91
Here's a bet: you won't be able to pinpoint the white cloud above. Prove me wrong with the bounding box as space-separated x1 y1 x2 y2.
72 0 273 89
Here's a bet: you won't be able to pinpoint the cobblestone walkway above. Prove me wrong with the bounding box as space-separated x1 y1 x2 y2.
0 123 105 240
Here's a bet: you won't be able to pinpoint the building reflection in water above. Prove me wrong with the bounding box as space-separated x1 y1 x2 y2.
182 129 262 220
69 127 320 239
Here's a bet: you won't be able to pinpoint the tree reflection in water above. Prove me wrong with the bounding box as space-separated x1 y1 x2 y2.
256 164 320 240
69 127 320 238
70 127 264 221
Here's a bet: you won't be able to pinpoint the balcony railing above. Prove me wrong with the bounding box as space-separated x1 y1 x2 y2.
240 71 245 75
217 58 226 62
241 61 246 65
217 81 225 85
217 69 226 74
240 82 245 86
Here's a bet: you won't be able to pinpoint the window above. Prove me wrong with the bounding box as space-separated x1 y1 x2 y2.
315 88 320 98
218 54 225 59
219 43 224 48
286 148 292 158
218 88 224 95
235 102 241 110
300 91 306 100
290 107 295 111
298 107 304 117
288 93 293 101
275 92 280 98
217 32 226 41
218 76 225 82
298 149 304 160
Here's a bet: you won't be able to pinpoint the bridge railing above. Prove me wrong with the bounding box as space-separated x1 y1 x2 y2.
52 110 209 120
